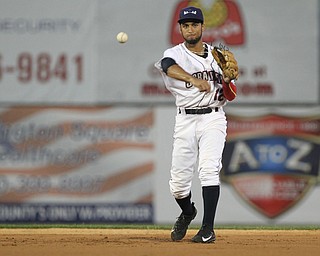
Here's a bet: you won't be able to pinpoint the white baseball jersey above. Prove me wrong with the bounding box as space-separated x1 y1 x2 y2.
155 42 227 109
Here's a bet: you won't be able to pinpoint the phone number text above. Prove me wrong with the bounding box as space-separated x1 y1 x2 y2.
0 53 83 84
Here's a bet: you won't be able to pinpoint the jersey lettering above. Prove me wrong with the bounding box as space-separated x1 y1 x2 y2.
185 70 223 88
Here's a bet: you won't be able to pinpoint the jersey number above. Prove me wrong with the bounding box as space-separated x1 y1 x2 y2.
214 88 224 101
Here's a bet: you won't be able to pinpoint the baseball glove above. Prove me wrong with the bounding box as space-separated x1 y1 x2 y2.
212 45 239 83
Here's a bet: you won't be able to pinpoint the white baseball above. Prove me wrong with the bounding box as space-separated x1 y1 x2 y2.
116 32 128 43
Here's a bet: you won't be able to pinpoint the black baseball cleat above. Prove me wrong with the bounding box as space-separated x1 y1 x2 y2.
191 225 216 243
171 203 197 241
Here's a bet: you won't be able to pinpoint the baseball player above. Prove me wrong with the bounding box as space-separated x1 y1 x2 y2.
155 6 238 243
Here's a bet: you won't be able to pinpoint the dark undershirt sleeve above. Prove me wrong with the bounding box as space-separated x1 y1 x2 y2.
161 57 177 74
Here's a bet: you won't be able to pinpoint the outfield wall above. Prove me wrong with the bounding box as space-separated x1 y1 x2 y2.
0 105 319 225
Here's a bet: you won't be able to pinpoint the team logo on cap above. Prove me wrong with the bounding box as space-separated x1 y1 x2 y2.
170 0 245 45
184 10 197 15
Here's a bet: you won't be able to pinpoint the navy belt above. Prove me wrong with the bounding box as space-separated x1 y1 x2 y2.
184 107 218 115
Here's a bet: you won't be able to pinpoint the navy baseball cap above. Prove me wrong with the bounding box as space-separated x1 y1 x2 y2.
178 6 204 24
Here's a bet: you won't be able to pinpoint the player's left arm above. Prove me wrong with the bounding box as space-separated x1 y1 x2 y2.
210 44 238 101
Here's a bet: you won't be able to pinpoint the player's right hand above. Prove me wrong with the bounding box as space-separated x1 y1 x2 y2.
191 78 211 93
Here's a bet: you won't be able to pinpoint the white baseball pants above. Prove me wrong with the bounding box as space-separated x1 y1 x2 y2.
169 108 227 199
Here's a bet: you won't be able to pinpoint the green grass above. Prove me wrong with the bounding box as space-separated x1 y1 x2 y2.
0 223 319 230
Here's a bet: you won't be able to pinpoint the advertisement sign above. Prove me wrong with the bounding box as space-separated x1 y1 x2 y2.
222 109 320 218
1 0 318 104
0 0 97 103
0 106 154 223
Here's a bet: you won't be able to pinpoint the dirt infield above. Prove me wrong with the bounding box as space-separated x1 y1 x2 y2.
1 229 319 256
